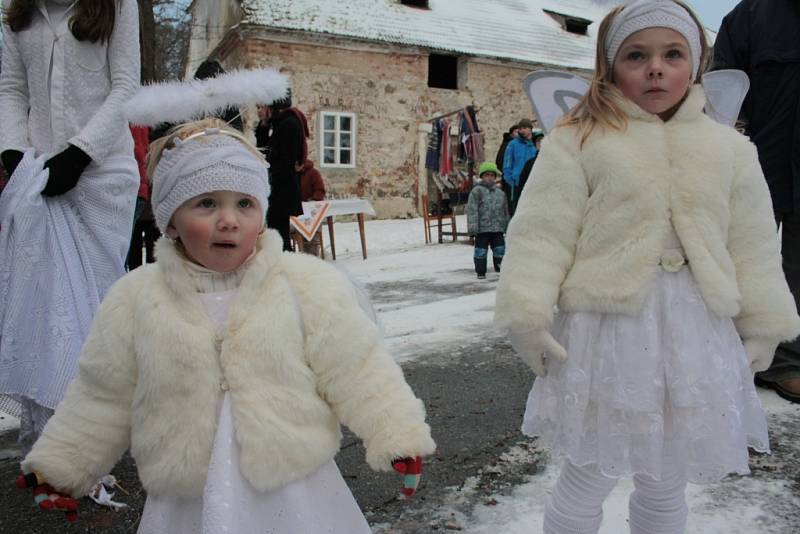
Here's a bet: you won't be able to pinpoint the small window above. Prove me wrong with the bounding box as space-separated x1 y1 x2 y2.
428 54 459 90
320 111 356 168
400 0 429 8
543 10 592 36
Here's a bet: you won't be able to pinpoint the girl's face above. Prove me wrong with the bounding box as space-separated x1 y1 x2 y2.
166 190 264 273
612 27 694 120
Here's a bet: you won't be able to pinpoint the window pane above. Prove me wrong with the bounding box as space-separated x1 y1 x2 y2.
340 116 352 131
324 115 335 130
340 149 351 165
324 148 336 164
340 133 351 148
324 132 336 147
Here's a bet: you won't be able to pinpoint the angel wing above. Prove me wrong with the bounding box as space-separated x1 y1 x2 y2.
522 70 590 134
701 69 750 127
523 68 750 132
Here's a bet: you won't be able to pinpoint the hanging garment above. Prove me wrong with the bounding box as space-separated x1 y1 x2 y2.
439 119 454 177
425 119 442 172
459 106 485 163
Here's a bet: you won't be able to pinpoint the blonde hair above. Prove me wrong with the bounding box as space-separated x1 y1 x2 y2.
147 118 263 182
559 0 710 146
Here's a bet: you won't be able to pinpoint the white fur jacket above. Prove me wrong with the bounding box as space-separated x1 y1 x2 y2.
22 231 436 499
496 86 800 347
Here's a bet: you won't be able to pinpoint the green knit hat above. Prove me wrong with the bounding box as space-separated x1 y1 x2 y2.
478 161 500 177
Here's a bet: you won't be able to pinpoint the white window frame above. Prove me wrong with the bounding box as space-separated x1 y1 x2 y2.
319 111 357 169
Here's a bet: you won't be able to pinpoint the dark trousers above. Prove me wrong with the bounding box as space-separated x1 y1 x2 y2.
267 208 293 252
759 210 800 381
474 232 506 275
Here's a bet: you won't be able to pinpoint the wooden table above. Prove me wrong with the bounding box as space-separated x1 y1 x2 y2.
301 199 376 260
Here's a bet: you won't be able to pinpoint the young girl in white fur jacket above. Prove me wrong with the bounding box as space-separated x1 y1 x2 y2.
495 1 800 533
16 119 436 533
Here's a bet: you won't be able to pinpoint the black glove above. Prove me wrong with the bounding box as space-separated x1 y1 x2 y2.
1 149 23 176
42 145 92 197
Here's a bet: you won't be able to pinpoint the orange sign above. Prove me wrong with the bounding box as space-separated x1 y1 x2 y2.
290 201 331 241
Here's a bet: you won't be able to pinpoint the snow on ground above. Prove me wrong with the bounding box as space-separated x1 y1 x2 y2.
461 389 800 534
331 215 500 362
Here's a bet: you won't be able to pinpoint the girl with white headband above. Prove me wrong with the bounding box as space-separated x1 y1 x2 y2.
496 1 799 532
14 118 436 532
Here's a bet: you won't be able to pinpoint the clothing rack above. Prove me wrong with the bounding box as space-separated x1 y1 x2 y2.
426 105 481 122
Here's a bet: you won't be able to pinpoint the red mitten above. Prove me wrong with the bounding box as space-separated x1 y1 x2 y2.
392 456 423 498
16 473 79 522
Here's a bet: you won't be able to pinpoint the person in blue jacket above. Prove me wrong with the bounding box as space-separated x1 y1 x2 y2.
502 118 538 216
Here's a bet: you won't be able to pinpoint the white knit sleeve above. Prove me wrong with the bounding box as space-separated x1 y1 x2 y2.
0 15 32 153
68 0 140 161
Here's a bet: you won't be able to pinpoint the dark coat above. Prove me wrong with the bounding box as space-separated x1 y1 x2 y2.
713 0 800 212
495 133 512 170
266 109 304 217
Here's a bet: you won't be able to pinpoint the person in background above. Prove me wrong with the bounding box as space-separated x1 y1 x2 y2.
467 161 509 279
295 158 326 255
299 159 326 202
502 118 537 216
126 124 151 269
0 0 140 450
713 0 800 404
517 129 545 199
262 93 307 251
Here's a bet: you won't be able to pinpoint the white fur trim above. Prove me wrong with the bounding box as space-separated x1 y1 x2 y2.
125 69 289 127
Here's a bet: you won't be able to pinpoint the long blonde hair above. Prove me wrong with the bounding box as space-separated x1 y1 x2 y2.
147 118 263 182
559 0 711 146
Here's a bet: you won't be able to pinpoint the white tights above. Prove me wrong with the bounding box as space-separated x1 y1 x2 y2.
543 460 688 534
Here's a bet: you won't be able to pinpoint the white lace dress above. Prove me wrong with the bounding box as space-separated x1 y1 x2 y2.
137 266 371 534
522 227 770 484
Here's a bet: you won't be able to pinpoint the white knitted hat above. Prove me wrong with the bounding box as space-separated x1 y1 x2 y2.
605 0 702 80
151 131 271 233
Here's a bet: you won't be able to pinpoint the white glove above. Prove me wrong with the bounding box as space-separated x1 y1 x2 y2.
743 337 778 373
508 329 567 376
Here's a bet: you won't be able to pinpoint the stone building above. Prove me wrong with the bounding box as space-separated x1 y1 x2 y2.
187 0 612 218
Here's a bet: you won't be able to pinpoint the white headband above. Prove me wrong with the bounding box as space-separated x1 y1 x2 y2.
605 0 702 79
151 130 271 233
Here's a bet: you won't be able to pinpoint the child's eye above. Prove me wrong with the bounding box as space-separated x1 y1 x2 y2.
665 49 683 59
238 198 253 208
626 51 645 61
198 198 215 208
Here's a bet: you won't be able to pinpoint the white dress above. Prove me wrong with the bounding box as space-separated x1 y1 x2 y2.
522 227 770 484
137 268 371 534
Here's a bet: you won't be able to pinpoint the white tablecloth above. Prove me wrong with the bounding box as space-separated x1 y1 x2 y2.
303 198 375 218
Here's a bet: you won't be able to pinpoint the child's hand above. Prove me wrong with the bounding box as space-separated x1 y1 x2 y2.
392 456 423 498
16 472 79 522
508 329 567 376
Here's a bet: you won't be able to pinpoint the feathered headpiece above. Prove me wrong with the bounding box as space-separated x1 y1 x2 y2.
125 68 289 127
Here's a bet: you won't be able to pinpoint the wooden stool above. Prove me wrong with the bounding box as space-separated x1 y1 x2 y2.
422 194 457 244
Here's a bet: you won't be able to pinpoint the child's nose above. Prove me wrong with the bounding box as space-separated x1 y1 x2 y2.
217 208 239 230
647 58 664 79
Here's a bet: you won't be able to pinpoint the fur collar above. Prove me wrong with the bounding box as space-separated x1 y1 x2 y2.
154 230 284 328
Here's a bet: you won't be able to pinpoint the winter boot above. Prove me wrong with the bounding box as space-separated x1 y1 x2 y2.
474 257 487 279
493 256 502 273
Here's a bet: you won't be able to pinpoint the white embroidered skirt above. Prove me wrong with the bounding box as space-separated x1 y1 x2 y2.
522 267 769 484
137 393 371 534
